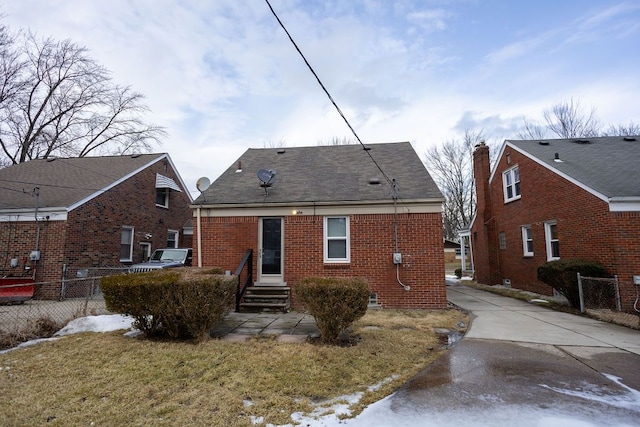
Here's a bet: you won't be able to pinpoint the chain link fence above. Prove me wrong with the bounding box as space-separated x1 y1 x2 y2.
577 273 621 313
1 267 129 350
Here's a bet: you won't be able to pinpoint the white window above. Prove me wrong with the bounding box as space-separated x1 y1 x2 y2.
369 293 379 306
167 230 179 248
502 166 521 203
324 216 350 263
155 188 169 208
545 222 560 261
522 226 534 257
120 226 134 262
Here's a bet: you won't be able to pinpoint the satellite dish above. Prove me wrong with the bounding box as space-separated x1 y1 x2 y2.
257 169 276 187
196 177 210 192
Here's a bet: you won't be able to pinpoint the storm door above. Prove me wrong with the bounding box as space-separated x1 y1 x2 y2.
258 218 283 284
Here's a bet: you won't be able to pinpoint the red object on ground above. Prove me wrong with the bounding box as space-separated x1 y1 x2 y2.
0 277 35 304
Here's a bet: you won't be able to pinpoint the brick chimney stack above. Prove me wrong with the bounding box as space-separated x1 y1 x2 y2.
473 142 492 222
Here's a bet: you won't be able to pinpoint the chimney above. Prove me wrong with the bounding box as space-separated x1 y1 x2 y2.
473 142 492 222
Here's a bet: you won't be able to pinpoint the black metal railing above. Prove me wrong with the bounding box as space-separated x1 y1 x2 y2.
234 249 253 312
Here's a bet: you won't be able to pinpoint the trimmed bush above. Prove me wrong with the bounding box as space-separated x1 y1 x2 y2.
454 268 462 279
297 277 370 344
537 259 610 309
101 268 235 342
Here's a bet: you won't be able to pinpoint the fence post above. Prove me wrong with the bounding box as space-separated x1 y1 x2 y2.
613 275 621 312
61 263 67 300
577 272 585 313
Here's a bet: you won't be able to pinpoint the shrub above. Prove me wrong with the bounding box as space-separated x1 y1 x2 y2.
0 316 63 351
537 259 610 309
296 277 370 345
454 268 462 279
101 268 236 342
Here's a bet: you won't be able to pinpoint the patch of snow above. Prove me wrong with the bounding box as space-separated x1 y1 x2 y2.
54 314 134 336
530 299 549 304
541 373 640 412
367 375 398 392
0 337 59 355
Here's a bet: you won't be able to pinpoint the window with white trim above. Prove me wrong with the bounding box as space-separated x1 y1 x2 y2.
167 230 178 248
324 216 350 262
545 221 560 261
156 188 169 208
502 166 521 203
522 226 533 257
120 226 134 262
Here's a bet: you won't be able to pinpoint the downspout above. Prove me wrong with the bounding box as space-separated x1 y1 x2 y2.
197 206 202 267
33 187 40 253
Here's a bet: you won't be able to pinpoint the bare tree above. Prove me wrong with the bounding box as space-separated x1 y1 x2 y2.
424 129 484 241
601 122 640 137
518 99 639 140
317 136 357 145
263 139 286 148
543 98 601 138
516 118 546 139
0 30 164 165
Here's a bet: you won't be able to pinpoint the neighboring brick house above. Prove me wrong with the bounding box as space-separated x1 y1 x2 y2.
0 153 192 299
192 142 446 310
470 136 640 312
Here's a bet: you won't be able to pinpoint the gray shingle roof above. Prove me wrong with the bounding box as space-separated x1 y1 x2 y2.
194 142 443 205
507 136 640 199
0 154 166 210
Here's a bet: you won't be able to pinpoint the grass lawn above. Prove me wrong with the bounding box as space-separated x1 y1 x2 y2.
0 308 468 426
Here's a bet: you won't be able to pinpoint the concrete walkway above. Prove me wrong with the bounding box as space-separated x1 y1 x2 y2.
210 311 320 343
448 284 640 355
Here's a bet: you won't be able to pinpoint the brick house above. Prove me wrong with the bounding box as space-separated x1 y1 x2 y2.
192 142 446 310
0 153 192 298
470 136 640 312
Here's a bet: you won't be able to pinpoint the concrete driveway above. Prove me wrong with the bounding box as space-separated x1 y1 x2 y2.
335 281 640 427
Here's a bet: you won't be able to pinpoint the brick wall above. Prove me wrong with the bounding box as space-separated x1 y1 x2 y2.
472 144 640 311
0 220 67 298
0 159 192 299
65 160 193 268
195 212 447 309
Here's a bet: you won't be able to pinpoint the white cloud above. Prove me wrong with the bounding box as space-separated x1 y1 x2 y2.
1 0 638 189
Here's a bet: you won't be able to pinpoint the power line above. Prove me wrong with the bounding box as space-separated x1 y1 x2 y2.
264 0 394 187
0 178 101 191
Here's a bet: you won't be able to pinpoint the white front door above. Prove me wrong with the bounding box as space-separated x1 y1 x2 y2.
258 218 284 285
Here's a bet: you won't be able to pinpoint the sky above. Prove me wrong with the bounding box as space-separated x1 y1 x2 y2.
2 1 639 199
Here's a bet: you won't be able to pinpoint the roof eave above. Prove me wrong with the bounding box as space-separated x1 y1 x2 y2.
191 198 444 210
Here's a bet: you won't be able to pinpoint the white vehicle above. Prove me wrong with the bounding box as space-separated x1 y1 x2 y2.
129 248 193 273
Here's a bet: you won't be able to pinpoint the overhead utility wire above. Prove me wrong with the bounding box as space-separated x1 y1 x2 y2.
264 0 393 187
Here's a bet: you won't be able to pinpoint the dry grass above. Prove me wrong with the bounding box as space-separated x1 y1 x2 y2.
0 308 468 426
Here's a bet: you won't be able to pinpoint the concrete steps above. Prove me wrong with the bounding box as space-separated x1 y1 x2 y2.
239 285 290 313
